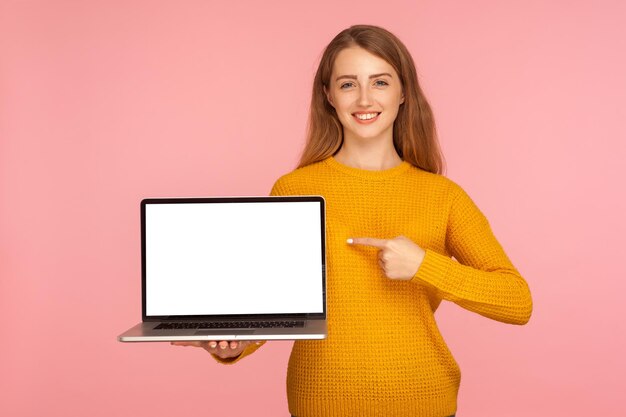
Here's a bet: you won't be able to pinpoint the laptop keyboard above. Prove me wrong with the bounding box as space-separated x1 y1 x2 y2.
154 320 305 330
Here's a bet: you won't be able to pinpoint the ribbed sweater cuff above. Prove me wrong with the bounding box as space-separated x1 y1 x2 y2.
412 249 462 300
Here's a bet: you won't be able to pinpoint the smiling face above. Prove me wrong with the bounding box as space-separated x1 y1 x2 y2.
325 46 405 146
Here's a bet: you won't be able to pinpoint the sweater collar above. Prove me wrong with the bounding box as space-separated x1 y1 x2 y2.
324 156 411 180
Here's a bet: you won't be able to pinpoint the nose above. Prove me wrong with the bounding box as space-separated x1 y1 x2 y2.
357 85 373 107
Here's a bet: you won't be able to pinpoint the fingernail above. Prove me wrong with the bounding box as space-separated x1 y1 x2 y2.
209 342 217 348
347 238 353 244
220 344 227 349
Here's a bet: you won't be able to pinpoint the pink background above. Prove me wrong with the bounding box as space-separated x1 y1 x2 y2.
1 0 625 416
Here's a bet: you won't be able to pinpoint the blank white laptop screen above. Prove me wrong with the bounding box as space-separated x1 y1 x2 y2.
145 201 324 316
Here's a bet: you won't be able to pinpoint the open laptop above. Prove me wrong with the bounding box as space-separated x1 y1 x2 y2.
118 196 327 342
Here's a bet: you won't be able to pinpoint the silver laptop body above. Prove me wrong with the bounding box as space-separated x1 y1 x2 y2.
118 196 327 342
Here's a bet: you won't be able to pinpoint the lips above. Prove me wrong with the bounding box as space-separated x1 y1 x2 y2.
352 112 381 123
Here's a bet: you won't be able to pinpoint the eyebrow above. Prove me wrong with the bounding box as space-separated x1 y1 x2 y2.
335 73 393 81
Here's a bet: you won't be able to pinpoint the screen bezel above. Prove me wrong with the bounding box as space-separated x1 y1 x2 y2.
140 196 327 322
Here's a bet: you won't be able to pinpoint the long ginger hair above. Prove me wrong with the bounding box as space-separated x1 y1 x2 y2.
298 25 445 175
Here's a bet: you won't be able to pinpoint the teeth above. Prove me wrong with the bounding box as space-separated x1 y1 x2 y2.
355 113 379 120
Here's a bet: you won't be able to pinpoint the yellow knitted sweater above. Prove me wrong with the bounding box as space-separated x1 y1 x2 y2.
214 156 533 417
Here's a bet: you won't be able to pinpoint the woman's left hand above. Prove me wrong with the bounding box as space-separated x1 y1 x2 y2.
348 236 426 280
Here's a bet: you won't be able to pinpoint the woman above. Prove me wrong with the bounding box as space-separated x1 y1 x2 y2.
174 24 533 417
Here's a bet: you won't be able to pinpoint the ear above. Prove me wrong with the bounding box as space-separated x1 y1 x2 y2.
400 91 405 105
323 85 334 108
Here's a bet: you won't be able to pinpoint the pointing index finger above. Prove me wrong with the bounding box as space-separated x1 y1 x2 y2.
348 237 388 248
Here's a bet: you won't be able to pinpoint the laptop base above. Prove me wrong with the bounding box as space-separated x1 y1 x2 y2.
118 320 327 342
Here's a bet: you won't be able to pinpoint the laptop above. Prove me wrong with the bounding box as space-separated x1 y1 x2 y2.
118 196 327 342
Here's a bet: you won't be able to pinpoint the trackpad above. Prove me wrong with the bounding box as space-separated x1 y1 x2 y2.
194 330 255 335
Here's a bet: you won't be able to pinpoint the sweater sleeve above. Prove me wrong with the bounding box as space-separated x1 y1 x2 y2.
210 178 288 365
412 182 533 325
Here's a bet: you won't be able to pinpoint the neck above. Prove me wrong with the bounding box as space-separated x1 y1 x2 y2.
334 136 402 171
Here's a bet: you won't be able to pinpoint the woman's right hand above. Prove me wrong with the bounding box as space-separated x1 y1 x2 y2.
171 340 259 359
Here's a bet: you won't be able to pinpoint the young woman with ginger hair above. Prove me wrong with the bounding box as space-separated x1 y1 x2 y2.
174 25 532 417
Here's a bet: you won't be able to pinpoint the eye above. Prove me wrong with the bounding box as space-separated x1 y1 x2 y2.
374 80 389 87
340 82 355 89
